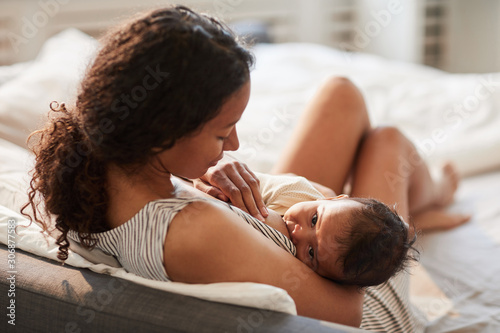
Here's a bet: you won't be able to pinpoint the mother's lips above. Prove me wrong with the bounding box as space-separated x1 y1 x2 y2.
209 153 224 167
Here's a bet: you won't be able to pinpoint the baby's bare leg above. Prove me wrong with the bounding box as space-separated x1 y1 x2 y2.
272 77 371 194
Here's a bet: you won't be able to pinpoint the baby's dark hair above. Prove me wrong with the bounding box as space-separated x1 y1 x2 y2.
335 198 418 288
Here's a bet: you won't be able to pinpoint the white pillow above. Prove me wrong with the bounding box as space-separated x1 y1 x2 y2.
0 138 32 213
0 29 96 148
0 61 31 87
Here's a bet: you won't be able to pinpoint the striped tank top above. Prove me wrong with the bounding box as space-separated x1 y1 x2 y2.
68 197 295 281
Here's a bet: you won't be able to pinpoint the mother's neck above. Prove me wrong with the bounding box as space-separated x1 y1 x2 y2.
105 162 175 228
109 162 175 196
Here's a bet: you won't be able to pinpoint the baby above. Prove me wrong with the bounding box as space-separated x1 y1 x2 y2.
256 172 416 287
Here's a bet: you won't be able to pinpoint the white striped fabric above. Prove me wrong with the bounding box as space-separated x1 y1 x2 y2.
361 271 425 332
68 197 296 280
225 203 296 256
69 198 198 281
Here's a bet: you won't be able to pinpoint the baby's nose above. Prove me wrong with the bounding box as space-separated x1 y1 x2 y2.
290 224 303 245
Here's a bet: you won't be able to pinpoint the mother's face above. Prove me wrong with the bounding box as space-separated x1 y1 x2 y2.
157 81 251 179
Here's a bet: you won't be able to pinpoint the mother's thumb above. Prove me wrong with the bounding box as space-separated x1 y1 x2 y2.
196 182 229 202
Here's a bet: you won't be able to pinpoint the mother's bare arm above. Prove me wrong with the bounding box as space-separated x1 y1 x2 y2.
163 200 364 327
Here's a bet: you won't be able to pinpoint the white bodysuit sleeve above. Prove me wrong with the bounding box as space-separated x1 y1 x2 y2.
255 172 325 215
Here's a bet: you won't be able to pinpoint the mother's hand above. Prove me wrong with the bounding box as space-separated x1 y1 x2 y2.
192 156 268 221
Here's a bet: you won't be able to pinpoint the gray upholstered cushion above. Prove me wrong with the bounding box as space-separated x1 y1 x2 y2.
0 245 363 332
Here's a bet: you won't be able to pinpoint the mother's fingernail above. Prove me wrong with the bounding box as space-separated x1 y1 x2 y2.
261 206 269 217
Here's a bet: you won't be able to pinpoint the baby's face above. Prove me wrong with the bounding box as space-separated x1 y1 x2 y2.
283 197 364 280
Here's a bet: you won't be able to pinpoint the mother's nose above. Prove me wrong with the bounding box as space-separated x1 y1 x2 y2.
223 127 239 151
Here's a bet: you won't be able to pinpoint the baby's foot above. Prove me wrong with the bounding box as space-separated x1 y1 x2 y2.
433 162 460 207
412 208 471 232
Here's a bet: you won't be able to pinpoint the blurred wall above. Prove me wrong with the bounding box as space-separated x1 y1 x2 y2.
445 0 500 73
0 0 499 73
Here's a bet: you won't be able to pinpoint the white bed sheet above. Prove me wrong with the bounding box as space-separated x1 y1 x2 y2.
410 171 500 332
1 29 500 332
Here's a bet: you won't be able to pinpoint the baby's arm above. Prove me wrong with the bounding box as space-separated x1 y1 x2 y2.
275 172 336 198
307 179 337 198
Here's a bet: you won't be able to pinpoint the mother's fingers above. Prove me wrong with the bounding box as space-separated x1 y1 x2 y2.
192 178 229 201
241 163 268 218
199 159 268 222
225 163 267 220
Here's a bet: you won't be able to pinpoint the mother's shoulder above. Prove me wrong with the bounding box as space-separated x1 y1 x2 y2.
167 197 229 225
162 198 270 282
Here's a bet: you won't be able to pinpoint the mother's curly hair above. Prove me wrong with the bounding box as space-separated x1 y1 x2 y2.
22 6 254 261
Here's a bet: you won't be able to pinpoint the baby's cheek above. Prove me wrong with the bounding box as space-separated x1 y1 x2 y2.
293 244 307 263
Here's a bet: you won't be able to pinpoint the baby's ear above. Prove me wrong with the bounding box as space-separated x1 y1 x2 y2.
318 194 349 201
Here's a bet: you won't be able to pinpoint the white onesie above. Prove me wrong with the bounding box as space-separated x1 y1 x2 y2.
255 172 325 215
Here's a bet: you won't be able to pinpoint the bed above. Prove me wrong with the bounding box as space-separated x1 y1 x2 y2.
1 29 499 332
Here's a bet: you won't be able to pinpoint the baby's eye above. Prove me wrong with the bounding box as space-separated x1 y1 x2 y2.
308 246 315 260
311 213 318 227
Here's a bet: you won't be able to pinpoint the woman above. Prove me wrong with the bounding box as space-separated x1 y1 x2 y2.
24 5 468 329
